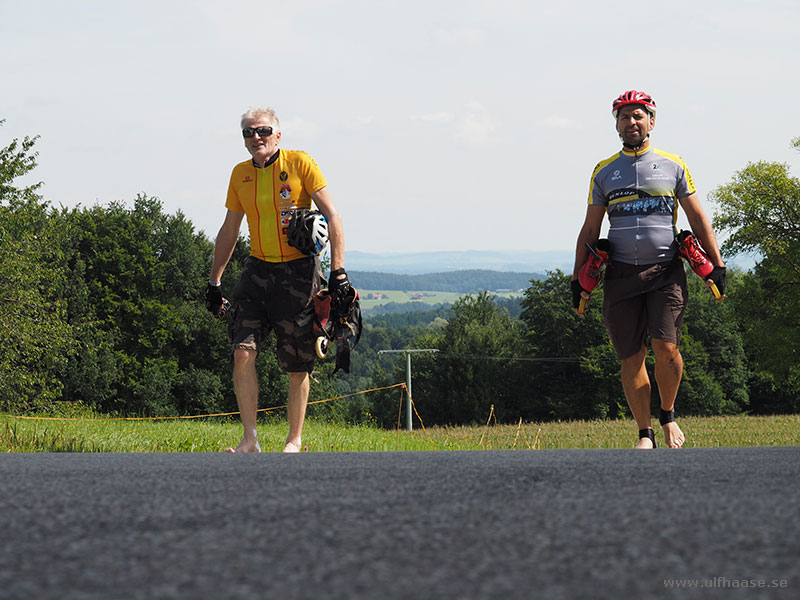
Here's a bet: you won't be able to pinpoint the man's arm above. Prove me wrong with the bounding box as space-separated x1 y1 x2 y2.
210 210 245 282
311 186 345 272
572 205 606 279
679 193 725 267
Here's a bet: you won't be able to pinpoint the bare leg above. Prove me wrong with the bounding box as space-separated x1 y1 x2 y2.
227 348 261 453
652 339 685 448
284 371 310 453
620 345 655 449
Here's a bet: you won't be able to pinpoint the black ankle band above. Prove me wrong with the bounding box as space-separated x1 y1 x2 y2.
639 428 656 444
659 409 675 426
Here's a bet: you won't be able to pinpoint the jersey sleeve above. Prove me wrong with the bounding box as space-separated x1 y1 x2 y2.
588 162 607 206
675 157 696 198
225 165 245 212
298 152 327 195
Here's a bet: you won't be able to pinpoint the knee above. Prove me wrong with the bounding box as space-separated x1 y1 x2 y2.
652 340 681 363
288 371 309 385
233 348 257 368
621 345 647 367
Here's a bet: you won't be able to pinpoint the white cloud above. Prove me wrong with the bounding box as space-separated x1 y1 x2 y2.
350 115 376 128
455 101 496 144
280 117 318 138
542 116 582 130
412 112 456 123
3 0 798 253
409 103 495 145
435 27 486 46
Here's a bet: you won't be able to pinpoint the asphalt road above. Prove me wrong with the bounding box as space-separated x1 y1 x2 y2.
1 448 797 600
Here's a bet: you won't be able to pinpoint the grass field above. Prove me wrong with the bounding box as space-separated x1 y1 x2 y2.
359 290 521 312
2 413 798 453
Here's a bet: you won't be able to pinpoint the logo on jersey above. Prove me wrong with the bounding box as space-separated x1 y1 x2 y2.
611 170 622 181
280 185 292 200
647 162 669 181
608 189 673 216
243 175 252 183
280 171 288 182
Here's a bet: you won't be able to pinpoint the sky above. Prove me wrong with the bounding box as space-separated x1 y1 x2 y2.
2 0 799 256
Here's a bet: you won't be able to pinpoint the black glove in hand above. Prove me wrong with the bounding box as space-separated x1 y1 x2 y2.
330 268 351 298
708 266 726 297
205 283 224 317
571 279 586 311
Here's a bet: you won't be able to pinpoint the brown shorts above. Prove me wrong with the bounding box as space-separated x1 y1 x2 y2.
228 255 325 372
601 258 688 359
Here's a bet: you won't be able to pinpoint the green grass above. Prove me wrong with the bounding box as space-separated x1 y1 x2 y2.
2 413 798 453
359 289 520 311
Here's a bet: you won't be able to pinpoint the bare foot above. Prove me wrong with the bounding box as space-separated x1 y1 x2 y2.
662 421 685 448
283 439 302 453
226 438 261 453
635 436 655 450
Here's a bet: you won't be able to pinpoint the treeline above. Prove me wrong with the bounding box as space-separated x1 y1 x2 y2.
350 270 539 292
2 123 799 426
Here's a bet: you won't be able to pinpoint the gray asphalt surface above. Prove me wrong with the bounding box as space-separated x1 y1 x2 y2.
1 447 797 600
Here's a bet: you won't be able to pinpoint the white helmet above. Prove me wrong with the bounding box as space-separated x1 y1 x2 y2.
287 209 329 255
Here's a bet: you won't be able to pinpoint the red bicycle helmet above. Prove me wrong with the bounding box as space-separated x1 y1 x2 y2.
612 90 656 118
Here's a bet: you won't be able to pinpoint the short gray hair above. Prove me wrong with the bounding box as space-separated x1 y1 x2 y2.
240 107 281 131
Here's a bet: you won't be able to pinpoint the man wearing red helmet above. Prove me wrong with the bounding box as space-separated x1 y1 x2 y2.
572 90 726 449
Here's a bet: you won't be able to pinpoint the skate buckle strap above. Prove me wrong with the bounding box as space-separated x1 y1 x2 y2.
659 408 675 426
638 428 657 448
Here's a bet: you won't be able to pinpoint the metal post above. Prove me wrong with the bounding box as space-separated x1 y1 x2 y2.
377 348 438 433
406 352 413 431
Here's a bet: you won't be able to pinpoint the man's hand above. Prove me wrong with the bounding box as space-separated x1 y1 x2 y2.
330 268 351 299
707 266 726 300
571 279 590 315
205 282 227 318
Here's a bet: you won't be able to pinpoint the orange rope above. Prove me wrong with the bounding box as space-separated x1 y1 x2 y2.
0 383 407 422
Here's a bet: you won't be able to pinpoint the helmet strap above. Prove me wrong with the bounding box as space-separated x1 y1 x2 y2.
621 133 649 152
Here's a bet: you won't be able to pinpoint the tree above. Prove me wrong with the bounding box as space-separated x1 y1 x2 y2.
711 160 800 276
710 142 800 412
60 195 236 415
395 292 525 426
0 121 75 412
679 271 748 415
520 270 624 421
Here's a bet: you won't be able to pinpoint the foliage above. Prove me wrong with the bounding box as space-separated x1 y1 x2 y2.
58 195 235 415
520 270 625 420
710 144 800 413
381 292 526 426
711 160 800 273
3 118 799 424
679 271 748 415
0 124 75 412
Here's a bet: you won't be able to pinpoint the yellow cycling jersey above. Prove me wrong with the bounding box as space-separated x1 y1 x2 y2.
226 150 327 262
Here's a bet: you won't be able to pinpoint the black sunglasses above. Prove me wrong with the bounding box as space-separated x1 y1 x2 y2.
242 126 274 138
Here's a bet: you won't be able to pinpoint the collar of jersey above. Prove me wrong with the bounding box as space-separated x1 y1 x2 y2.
621 145 652 157
252 149 280 169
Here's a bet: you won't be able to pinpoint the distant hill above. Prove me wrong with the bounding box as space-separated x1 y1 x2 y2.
343 249 757 278
350 269 540 293
344 249 573 274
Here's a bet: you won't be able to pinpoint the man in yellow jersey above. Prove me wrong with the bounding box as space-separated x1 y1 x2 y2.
206 107 349 453
572 90 726 449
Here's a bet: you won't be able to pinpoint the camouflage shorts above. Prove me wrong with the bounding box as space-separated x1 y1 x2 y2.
228 255 325 372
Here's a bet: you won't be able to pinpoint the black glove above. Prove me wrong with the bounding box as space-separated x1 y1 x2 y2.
708 266 726 296
205 282 224 317
571 279 586 310
329 268 351 299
